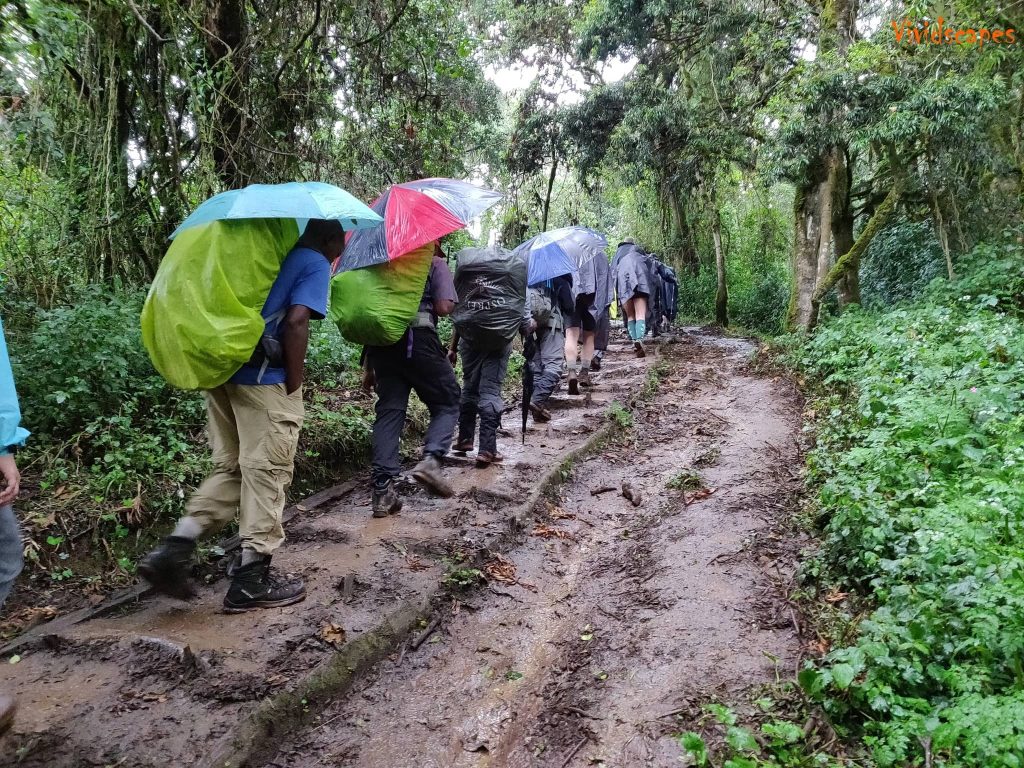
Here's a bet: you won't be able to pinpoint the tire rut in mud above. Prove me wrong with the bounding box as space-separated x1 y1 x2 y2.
260 330 806 768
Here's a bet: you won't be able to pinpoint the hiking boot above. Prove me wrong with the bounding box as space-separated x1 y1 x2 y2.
578 368 591 388
223 556 306 613
371 479 403 518
634 341 646 358
0 694 16 736
590 356 602 372
529 402 552 423
475 451 505 468
138 535 197 599
412 455 454 498
567 370 579 395
452 438 474 454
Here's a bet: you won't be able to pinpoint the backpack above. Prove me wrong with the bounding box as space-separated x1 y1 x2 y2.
141 218 299 390
528 286 554 327
329 243 433 346
452 247 527 350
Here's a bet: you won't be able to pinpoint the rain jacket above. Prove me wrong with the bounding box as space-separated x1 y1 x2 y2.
612 243 651 303
0 318 29 455
572 253 613 326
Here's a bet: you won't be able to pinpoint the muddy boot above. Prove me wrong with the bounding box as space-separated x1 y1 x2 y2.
0 693 16 736
634 341 646 358
567 369 579 395
223 555 306 613
590 355 602 372
529 402 551 423
412 454 454 498
452 438 474 454
475 451 505 468
578 368 591 388
371 478 403 518
137 536 197 599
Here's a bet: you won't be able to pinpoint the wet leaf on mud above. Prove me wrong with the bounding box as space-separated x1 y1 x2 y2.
593 670 608 680
532 524 572 540
684 487 717 504
8 654 21 664
484 554 517 585
406 554 431 572
505 670 524 681
725 725 759 753
580 633 594 641
319 622 347 648
824 589 848 603
678 733 708 765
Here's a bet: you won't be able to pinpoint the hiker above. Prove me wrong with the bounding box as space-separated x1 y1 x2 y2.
565 251 612 392
366 242 460 516
646 254 665 337
591 309 611 371
449 246 528 467
139 218 345 613
527 273 574 423
612 239 652 357
0 315 29 735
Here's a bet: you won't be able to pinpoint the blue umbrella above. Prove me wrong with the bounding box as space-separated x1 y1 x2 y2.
514 226 609 286
170 182 383 239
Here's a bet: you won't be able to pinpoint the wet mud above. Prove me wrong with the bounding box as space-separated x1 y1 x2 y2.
259 330 806 768
0 332 662 767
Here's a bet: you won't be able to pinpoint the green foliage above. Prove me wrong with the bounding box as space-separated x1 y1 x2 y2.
789 230 1024 766
860 218 946 310
677 703 842 768
605 401 633 429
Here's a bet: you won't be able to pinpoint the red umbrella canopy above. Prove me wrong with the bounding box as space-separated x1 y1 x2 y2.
335 178 502 274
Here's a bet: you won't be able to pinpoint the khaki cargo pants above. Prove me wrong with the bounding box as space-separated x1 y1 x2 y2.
186 383 303 555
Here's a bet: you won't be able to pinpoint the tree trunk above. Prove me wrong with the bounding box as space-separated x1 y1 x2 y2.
833 151 858 306
712 208 728 327
204 0 248 188
932 190 955 281
669 189 699 276
807 178 903 330
541 153 558 232
788 159 826 330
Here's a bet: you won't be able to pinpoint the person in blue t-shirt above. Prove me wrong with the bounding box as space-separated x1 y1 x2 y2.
139 219 344 613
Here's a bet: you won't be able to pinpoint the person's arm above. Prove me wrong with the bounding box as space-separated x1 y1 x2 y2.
448 328 460 366
434 298 456 317
281 304 313 394
431 256 458 318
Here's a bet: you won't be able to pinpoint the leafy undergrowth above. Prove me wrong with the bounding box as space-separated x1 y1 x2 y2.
0 290 427 634
783 231 1024 766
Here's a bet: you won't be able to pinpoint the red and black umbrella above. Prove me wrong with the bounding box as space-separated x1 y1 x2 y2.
334 178 501 273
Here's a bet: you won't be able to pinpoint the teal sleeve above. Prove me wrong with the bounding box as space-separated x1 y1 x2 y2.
0 317 30 452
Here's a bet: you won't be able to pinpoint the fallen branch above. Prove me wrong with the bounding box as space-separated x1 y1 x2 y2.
409 616 442 651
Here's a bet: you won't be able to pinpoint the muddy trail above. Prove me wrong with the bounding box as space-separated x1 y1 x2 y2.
0 329 805 767
261 332 806 768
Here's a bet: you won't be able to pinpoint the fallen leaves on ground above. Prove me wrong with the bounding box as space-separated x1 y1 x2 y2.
484 554 517 585
319 622 347 648
533 523 573 540
405 554 431 572
684 487 717 504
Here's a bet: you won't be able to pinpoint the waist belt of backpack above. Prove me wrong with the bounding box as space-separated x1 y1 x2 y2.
410 310 435 329
253 309 287 385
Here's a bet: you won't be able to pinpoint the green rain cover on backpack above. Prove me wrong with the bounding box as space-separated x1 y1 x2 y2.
141 218 299 390
329 244 433 346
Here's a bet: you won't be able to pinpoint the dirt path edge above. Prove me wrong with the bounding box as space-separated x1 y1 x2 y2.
201 414 624 768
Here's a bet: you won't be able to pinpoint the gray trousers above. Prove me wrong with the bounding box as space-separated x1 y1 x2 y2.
368 327 461 484
530 324 564 406
0 504 23 609
458 340 511 454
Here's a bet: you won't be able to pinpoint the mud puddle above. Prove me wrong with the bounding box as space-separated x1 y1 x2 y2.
260 330 806 768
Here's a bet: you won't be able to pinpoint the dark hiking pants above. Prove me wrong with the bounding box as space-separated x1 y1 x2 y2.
457 339 511 454
530 324 564 406
367 327 460 484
